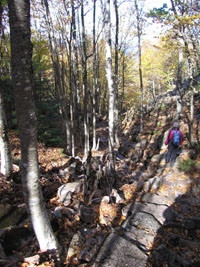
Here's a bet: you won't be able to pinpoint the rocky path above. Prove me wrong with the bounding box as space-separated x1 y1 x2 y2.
91 150 200 267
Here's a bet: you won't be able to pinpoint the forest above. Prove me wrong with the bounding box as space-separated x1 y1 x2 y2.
0 0 200 266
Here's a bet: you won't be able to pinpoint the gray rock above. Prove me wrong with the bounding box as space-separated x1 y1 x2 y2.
52 206 65 218
59 166 76 177
150 153 165 165
139 203 167 224
141 193 171 206
57 180 84 206
143 176 163 192
122 201 175 227
125 227 155 248
67 231 85 258
128 212 161 233
80 236 104 262
92 233 147 267
52 206 75 219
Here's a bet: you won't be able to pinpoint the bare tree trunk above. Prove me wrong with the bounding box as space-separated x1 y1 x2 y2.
71 0 81 148
68 6 75 157
0 90 12 177
176 45 183 120
183 41 195 146
8 0 60 253
120 52 125 115
0 2 12 178
105 0 115 169
114 0 119 145
189 86 194 145
95 46 101 114
81 0 90 155
135 0 143 132
68 44 75 156
92 0 97 150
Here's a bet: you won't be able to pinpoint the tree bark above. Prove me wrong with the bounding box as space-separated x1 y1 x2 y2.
114 0 119 144
0 89 13 177
105 0 115 169
8 0 60 252
81 0 90 155
120 51 126 115
70 0 81 150
0 1 13 178
135 0 143 132
92 0 97 150
176 44 183 120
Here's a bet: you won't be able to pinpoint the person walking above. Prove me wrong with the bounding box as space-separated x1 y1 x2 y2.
165 122 183 167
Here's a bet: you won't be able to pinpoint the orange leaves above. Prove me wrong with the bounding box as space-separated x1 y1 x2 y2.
99 196 119 226
120 183 138 201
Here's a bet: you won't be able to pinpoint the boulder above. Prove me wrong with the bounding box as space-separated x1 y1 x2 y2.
150 153 165 165
66 231 84 259
57 180 85 206
92 233 147 267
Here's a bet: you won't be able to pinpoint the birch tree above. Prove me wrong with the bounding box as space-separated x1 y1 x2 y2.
70 0 81 150
104 0 115 169
134 0 144 132
8 0 60 253
114 0 119 144
0 0 12 178
0 89 13 177
92 0 97 150
81 0 90 155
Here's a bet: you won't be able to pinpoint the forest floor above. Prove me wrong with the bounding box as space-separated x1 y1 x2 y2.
0 94 200 267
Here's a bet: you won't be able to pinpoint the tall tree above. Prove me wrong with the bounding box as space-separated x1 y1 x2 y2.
0 87 13 178
81 0 90 155
0 0 13 178
70 0 81 152
114 0 119 144
176 42 183 120
8 0 60 253
104 0 115 169
134 0 144 132
92 0 97 150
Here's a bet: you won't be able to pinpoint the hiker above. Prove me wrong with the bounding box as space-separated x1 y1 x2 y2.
165 121 183 166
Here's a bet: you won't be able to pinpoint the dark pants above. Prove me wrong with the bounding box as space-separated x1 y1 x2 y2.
165 142 180 167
